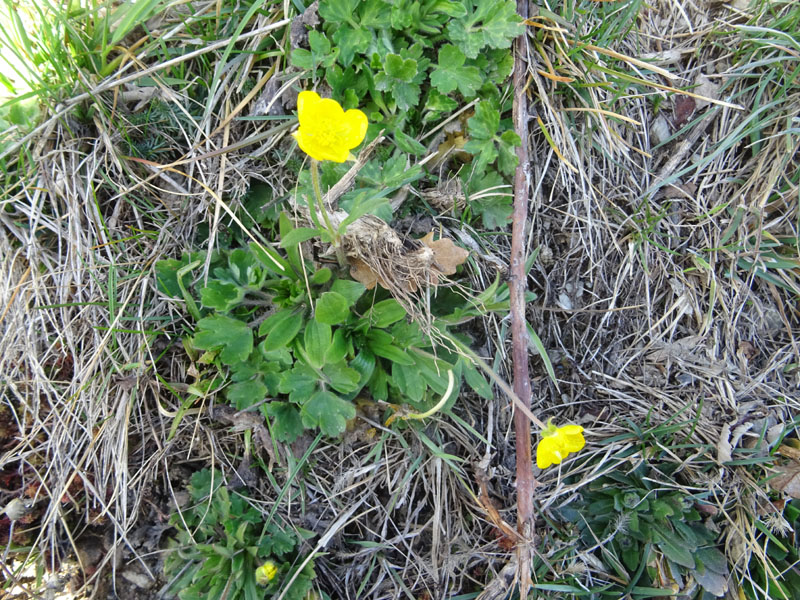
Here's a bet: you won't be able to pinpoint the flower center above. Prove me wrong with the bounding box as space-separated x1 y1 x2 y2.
311 114 343 150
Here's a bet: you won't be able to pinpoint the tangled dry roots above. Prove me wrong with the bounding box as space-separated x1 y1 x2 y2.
325 212 468 328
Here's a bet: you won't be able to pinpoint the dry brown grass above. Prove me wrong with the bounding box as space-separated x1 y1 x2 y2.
1 0 798 598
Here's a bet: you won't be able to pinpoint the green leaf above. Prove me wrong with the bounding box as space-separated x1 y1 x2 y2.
279 213 305 274
227 248 261 287
303 320 332 368
464 100 520 176
200 280 244 312
310 267 332 285
392 362 425 403
332 26 371 67
350 350 376 387
367 330 414 365
249 242 293 278
696 547 728 574
259 310 304 350
428 0 467 18
475 48 515 84
6 97 39 131
497 130 521 174
227 379 267 410
481 1 523 49
527 323 556 383
446 0 522 59
368 364 389 400
327 65 368 104
337 193 392 232
446 18 484 59
467 169 512 229
281 565 316 600
413 353 454 395
430 45 483 98
366 298 407 328
322 361 362 394
425 89 459 115
373 48 425 112
462 359 493 399
315 291 350 325
278 363 318 403
319 0 389 66
155 253 201 297
301 390 356 437
467 99 500 140
652 500 675 521
325 329 349 364
260 522 297 557
656 531 695 568
110 0 165 45
384 53 418 82
394 129 427 156
280 227 321 249
310 29 336 64
331 279 366 305
393 82 422 112
318 0 360 22
693 559 729 596
194 315 253 365
464 121 499 175
265 402 304 443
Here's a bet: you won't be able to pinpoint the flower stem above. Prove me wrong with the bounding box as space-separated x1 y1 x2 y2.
385 370 455 426
310 159 345 267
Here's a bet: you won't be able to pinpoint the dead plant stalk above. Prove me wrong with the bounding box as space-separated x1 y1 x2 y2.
511 0 535 594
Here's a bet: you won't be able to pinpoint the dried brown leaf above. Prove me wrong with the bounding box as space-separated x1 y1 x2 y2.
772 464 800 498
349 257 381 290
693 73 720 110
776 445 800 461
673 96 696 127
419 231 469 276
717 422 733 463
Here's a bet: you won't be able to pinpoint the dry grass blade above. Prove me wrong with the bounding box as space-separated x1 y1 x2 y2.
1 0 798 598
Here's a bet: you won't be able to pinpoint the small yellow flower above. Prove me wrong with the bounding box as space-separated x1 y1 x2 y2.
536 423 585 469
255 560 278 585
292 90 368 162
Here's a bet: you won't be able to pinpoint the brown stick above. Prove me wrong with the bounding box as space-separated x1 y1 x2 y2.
511 1 535 595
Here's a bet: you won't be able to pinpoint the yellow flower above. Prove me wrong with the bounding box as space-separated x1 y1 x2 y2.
292 90 368 162
255 560 278 585
536 423 585 469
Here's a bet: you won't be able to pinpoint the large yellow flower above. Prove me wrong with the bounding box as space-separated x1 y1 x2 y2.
536 423 585 469
292 90 368 162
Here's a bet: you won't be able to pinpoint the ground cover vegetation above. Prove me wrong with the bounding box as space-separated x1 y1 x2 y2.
0 0 798 598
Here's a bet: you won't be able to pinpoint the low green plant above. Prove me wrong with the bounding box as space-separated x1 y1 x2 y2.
291 0 523 229
155 213 504 442
554 459 730 597
164 469 315 600
741 498 800 600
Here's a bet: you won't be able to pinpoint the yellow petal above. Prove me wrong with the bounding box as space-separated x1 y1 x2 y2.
341 108 368 148
557 425 585 452
537 436 564 469
296 90 322 127
293 129 348 162
562 432 585 453
315 97 347 121
255 561 278 585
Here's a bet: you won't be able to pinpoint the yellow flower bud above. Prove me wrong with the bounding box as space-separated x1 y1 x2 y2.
255 560 278 585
